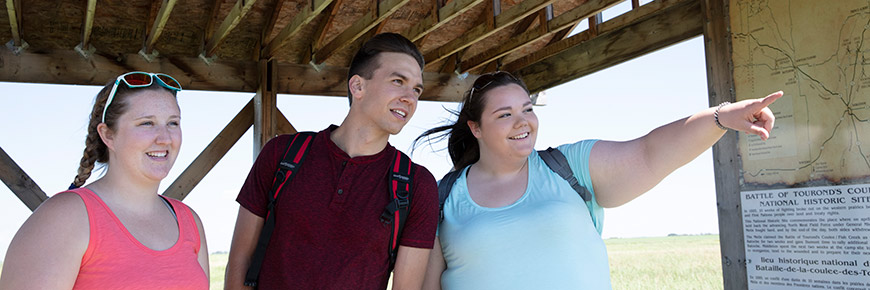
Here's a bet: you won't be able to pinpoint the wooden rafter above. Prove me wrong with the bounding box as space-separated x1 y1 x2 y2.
423 0 555 68
261 0 333 59
204 0 223 42
81 0 96 49
144 0 178 54
460 0 622 73
260 0 287 47
204 0 259 57
513 0 702 93
301 0 341 63
0 48 471 101
310 0 413 65
504 0 692 72
163 99 254 200
0 146 48 211
5 0 22 46
401 0 483 42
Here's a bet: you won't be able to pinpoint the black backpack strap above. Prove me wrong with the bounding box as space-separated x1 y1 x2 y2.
244 132 316 287
538 147 591 202
380 151 414 271
437 170 463 222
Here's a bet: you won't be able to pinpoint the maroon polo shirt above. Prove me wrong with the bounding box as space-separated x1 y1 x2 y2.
236 125 438 289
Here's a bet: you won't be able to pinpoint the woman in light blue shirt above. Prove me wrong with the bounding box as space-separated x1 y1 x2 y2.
418 71 782 289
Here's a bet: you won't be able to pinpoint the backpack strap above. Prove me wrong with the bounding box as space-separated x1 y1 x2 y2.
436 148 592 224
538 147 591 202
380 151 414 271
436 169 463 222
244 132 316 287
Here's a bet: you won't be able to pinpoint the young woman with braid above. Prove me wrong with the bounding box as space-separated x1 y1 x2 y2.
418 71 782 289
0 72 209 289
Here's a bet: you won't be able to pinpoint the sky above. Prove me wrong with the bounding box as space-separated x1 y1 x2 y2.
0 1 730 258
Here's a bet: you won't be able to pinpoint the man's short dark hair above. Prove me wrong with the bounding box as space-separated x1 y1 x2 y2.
346 33 425 104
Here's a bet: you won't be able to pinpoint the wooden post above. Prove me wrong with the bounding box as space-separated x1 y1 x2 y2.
702 0 746 289
254 59 278 158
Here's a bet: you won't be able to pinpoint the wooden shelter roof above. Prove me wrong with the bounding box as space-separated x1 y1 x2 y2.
0 0 701 100
0 0 706 210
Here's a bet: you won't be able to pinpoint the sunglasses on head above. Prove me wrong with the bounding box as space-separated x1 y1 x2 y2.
469 71 518 99
101 72 183 123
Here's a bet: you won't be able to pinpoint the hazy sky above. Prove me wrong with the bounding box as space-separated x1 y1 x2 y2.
0 1 739 258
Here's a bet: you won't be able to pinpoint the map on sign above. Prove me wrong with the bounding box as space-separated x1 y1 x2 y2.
731 0 870 190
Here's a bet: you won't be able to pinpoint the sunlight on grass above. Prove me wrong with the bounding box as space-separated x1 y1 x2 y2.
204 235 724 289
606 235 723 290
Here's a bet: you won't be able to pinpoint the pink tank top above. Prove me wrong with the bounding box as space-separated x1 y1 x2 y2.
69 188 208 290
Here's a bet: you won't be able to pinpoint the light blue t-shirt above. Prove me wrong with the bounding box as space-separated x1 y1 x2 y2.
439 140 611 290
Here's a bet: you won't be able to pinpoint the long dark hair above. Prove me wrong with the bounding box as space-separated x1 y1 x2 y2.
415 71 529 170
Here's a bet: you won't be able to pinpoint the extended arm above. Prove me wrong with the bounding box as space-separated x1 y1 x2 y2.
224 206 265 290
590 91 782 208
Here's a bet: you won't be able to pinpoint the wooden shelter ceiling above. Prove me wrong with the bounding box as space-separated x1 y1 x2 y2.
0 0 702 101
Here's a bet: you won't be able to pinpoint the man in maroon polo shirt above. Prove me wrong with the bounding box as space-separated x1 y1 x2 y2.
224 33 438 289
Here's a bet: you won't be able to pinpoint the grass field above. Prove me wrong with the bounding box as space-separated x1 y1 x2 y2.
606 235 723 290
205 235 723 289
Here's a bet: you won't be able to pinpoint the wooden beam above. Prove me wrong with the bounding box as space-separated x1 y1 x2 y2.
701 0 745 289
513 0 702 93
505 0 695 72
261 0 287 47
163 99 254 200
254 59 278 156
459 0 623 73
301 0 341 63
0 49 470 101
81 0 97 49
423 0 556 67
261 0 333 59
0 49 259 93
0 146 48 211
402 0 481 43
204 0 223 42
144 0 179 54
204 0 259 57
311 0 413 65
5 0 22 46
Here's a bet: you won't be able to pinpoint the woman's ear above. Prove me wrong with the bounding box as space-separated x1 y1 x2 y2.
467 120 482 139
97 123 115 151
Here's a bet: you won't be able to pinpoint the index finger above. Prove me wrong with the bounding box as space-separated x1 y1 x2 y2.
759 91 783 107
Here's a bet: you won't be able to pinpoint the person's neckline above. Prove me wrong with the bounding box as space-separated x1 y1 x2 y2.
461 160 532 211
78 187 182 253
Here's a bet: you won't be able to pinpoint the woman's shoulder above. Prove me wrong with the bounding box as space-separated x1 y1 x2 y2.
12 190 90 254
32 190 90 230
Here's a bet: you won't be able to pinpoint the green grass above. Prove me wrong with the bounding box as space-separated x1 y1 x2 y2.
204 235 723 289
209 252 228 289
606 235 723 290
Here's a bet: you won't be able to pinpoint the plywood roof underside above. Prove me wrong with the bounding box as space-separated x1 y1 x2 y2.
0 0 703 101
